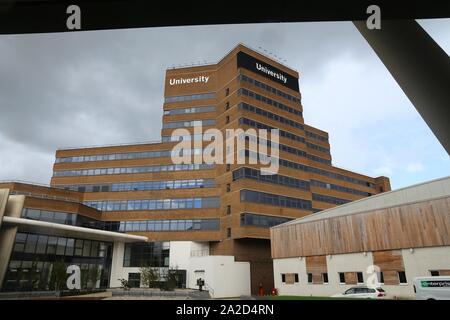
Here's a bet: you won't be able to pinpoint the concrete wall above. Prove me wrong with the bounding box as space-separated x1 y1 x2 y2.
187 255 251 298
273 246 450 299
109 241 168 288
110 241 210 288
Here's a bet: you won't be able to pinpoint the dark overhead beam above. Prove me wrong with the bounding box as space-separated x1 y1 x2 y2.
353 20 450 154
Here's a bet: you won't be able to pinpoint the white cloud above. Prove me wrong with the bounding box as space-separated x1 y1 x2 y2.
406 163 425 173
373 166 393 176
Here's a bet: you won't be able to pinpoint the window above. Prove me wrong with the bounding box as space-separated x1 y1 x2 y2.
322 273 329 284
128 273 141 288
226 115 230 124
165 92 216 103
225 102 230 110
281 274 286 283
398 271 407 284
225 88 229 96
45 236 57 254
240 213 292 228
240 190 312 210
307 273 313 284
36 235 48 254
13 233 27 252
56 237 67 255
24 234 38 253
344 288 356 295
233 167 310 191
226 205 231 215
294 274 299 283
226 164 231 172
227 228 231 238
226 184 231 192
339 273 345 284
123 242 170 268
377 272 384 284
357 272 364 284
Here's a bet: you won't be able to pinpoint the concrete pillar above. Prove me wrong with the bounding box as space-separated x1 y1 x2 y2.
0 193 25 290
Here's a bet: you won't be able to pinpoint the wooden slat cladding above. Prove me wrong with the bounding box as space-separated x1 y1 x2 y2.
344 272 357 285
271 197 450 258
305 255 327 284
372 250 404 271
373 250 405 285
285 273 295 284
439 270 450 276
383 271 400 285
305 255 327 273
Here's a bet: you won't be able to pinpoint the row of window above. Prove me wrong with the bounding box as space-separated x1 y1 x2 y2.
310 180 372 197
232 167 310 191
161 133 216 142
244 150 373 187
119 218 220 232
22 208 77 225
306 142 329 153
238 74 301 104
162 119 215 129
244 135 332 165
239 102 304 131
52 163 214 177
4 259 109 292
61 178 216 193
238 88 303 118
338 271 407 285
240 213 292 228
56 148 202 163
312 193 351 205
281 271 407 285
239 118 329 154
83 197 220 212
164 92 216 103
240 189 312 210
163 105 215 115
306 130 328 143
13 232 109 258
239 118 305 143
307 153 332 165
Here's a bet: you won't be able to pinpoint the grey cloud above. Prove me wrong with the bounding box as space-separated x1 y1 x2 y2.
0 20 449 185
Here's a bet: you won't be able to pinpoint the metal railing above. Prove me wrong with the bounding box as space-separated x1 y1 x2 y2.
166 42 298 72
56 139 163 151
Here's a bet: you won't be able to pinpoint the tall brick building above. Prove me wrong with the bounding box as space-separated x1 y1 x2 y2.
1 44 390 295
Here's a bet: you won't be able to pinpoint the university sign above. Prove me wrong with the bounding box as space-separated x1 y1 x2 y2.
169 75 210 86
236 51 299 92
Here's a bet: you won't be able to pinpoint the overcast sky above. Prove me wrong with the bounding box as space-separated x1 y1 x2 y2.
0 19 449 190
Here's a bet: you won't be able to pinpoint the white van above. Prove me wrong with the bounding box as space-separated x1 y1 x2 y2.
413 276 450 300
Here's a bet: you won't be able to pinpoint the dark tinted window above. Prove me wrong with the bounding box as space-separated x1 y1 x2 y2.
357 272 364 283
398 271 407 284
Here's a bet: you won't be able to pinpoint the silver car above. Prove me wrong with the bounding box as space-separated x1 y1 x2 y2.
332 286 386 299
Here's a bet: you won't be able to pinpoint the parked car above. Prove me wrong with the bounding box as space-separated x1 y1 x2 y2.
414 276 450 300
332 286 386 299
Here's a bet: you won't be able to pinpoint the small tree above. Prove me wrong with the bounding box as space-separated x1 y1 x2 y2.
160 266 178 291
88 266 101 289
140 266 158 288
118 278 130 290
49 260 67 291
